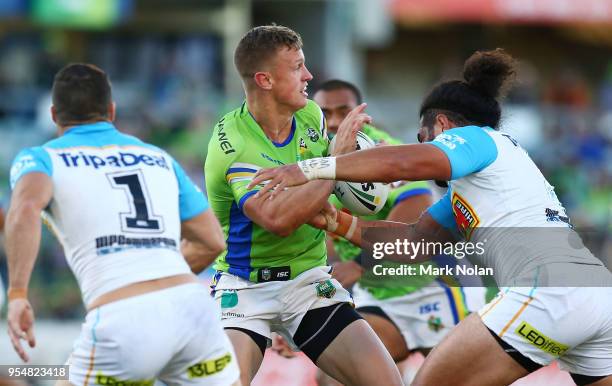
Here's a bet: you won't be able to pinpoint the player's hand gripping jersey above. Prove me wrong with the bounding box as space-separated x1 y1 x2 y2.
206 100 328 281
10 122 206 306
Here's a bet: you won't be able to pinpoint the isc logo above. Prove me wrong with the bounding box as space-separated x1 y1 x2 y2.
277 271 289 278
419 302 440 314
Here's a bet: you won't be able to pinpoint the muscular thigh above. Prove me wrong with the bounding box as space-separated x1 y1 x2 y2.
315 318 403 386
413 313 528 386
360 311 409 362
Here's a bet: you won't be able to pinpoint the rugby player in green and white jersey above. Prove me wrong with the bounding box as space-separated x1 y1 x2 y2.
204 26 402 386
313 80 473 385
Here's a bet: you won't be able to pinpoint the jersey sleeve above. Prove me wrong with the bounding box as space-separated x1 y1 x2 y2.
387 180 432 207
426 191 456 230
172 159 209 221
205 118 259 211
225 162 261 210
10 147 53 189
429 126 498 180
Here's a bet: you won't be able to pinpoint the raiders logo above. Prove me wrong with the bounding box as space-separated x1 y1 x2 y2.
306 127 319 142
451 192 480 240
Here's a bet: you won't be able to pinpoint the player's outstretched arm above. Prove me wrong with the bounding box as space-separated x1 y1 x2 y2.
248 144 451 197
181 209 226 273
326 211 453 264
243 179 335 237
5 172 53 362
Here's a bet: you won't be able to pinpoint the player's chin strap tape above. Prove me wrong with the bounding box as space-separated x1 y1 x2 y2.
298 157 336 180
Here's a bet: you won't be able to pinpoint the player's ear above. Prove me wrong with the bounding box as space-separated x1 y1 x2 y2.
253 71 273 90
108 102 116 122
436 113 456 132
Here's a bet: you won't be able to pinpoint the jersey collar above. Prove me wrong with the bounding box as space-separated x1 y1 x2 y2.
63 121 117 135
242 102 297 148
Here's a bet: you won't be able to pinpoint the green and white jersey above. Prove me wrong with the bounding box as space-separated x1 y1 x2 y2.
329 124 437 300
205 100 328 282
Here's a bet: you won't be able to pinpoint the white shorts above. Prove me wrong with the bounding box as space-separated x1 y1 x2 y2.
352 281 485 350
212 266 353 346
69 283 240 386
480 287 612 376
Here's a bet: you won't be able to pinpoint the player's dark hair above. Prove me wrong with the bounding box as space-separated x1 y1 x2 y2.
315 79 363 104
52 63 112 126
419 48 516 129
234 24 303 80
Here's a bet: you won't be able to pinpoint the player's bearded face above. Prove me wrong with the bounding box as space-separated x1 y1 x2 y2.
270 48 312 110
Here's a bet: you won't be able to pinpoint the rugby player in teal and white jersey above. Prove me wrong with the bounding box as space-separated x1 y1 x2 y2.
204 26 402 386
6 64 240 386
250 49 612 386
312 80 475 384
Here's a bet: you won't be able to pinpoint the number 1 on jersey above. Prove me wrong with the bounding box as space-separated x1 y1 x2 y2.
108 170 164 232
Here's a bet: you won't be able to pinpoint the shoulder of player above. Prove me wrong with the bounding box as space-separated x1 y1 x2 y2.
206 108 247 169
433 125 497 148
10 146 53 188
444 125 489 137
209 112 246 154
12 146 50 164
295 100 325 127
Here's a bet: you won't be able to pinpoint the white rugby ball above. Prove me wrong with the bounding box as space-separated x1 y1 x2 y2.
329 131 389 216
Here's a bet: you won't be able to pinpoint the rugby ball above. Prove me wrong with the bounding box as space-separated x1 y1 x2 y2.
329 131 389 216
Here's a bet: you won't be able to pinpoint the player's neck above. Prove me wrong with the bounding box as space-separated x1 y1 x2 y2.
246 94 294 143
56 119 113 136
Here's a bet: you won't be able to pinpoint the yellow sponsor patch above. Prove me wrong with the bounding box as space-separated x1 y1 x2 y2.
515 321 569 356
451 192 480 240
187 353 233 378
95 373 154 386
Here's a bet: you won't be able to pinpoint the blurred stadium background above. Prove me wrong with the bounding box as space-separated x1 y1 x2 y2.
0 0 609 385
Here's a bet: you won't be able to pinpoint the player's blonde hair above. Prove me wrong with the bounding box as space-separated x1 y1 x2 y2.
234 24 303 80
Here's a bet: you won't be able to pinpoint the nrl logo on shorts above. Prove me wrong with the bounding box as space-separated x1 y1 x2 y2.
306 127 319 142
315 280 336 299
451 192 480 240
261 268 272 281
